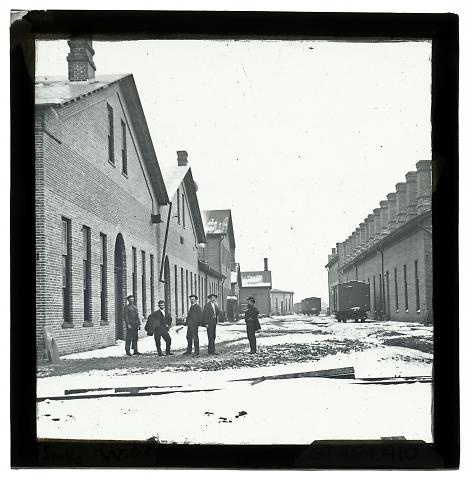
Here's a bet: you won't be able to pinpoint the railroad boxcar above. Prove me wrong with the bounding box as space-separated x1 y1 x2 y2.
333 281 370 322
301 297 321 316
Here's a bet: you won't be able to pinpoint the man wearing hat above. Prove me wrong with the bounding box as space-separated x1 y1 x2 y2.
183 294 202 356
202 293 220 355
147 300 173 356
123 295 141 356
245 296 261 354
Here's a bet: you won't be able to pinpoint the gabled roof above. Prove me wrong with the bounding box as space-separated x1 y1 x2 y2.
35 74 127 105
202 209 236 249
35 74 169 206
161 165 206 244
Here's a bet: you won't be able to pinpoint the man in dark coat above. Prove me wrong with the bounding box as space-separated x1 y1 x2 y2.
245 296 261 354
147 300 173 356
202 293 220 355
183 294 202 356
124 295 141 356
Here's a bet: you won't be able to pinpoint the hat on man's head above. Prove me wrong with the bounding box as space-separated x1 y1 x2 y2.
207 293 217 299
126 295 134 300
246 296 256 302
158 300 165 305
189 294 198 300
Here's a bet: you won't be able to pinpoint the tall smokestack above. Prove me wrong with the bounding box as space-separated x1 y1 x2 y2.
264 258 268 271
177 150 188 166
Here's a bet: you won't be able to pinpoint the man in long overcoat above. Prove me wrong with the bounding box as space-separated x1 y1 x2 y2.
202 293 220 355
245 296 261 354
147 300 173 356
183 294 202 356
123 295 141 356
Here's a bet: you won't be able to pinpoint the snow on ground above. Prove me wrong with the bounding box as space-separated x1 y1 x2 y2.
37 376 432 443
37 315 433 443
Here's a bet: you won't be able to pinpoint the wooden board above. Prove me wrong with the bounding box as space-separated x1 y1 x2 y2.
231 366 355 384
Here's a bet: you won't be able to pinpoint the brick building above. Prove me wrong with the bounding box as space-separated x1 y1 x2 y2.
326 160 433 323
159 151 207 323
270 289 294 316
35 40 170 356
200 209 236 320
240 258 272 315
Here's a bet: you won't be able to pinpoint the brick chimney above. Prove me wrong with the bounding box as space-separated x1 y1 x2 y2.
350 232 356 256
177 150 188 166
345 236 352 260
363 218 370 247
360 222 366 250
264 258 268 271
67 38 96 82
355 227 361 254
367 214 375 246
380 200 389 235
336 242 343 265
416 160 432 214
395 182 407 224
405 171 418 220
387 192 397 230
373 208 382 240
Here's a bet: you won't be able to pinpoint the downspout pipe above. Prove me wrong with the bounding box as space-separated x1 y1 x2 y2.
377 246 385 320
159 202 172 283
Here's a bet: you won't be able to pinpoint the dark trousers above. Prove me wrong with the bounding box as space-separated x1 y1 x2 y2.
246 322 257 352
154 328 171 354
207 322 217 354
125 326 139 353
186 324 199 354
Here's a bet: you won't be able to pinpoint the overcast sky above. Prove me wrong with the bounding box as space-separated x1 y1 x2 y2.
36 39 431 303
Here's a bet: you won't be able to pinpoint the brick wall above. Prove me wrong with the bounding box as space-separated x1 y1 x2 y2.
239 287 271 315
36 83 163 357
338 224 431 322
270 291 294 315
160 181 201 322
327 258 339 313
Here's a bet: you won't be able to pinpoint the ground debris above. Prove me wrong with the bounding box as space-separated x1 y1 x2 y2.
382 336 433 354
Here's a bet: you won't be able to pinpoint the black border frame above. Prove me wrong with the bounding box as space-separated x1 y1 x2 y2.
11 10 459 469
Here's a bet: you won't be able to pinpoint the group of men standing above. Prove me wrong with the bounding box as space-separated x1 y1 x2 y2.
123 293 260 357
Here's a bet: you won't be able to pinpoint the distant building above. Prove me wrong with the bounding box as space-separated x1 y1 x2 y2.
160 151 207 322
326 160 433 323
201 209 236 320
270 289 294 316
240 258 272 315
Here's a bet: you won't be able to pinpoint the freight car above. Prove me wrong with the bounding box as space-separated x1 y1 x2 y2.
333 281 370 322
301 297 322 316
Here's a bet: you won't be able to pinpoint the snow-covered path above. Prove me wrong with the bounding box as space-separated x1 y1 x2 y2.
37 315 433 443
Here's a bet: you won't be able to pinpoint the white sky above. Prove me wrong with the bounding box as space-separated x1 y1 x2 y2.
36 39 431 303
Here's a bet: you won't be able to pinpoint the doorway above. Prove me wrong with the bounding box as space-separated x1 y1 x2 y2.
114 234 127 340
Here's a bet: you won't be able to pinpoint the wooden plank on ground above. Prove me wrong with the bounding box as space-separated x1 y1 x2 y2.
231 366 355 384
37 387 220 402
64 384 183 395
